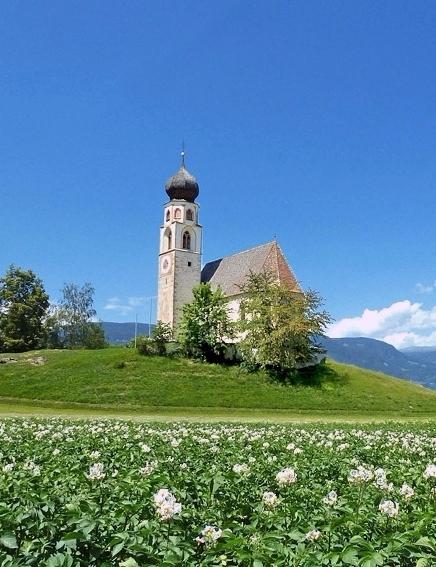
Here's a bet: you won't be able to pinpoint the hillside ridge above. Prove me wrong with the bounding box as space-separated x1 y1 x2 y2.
0 348 435 417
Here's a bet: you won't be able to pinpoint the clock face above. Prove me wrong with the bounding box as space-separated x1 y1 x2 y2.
161 256 172 274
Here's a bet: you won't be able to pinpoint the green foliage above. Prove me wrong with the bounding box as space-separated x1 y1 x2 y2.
151 321 173 355
0 265 49 352
135 335 155 356
179 283 235 362
82 322 107 349
0 418 434 565
239 271 332 378
45 282 106 350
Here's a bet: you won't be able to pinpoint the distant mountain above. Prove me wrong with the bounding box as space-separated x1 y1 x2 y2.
101 322 154 344
319 336 436 390
400 347 436 366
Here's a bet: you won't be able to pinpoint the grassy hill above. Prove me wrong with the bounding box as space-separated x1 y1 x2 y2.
0 348 435 419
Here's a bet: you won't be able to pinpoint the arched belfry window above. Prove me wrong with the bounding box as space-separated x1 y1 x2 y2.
165 209 170 222
186 209 193 221
174 208 181 220
182 231 191 250
165 229 172 251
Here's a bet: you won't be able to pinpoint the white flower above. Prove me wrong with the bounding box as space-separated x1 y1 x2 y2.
276 467 297 485
262 491 278 508
379 499 399 517
52 448 60 456
399 483 414 499
86 462 106 481
423 463 436 479
2 463 14 473
286 443 295 451
348 466 373 484
305 529 321 542
195 525 223 547
293 447 303 455
323 490 338 506
233 463 250 475
23 460 41 476
153 489 182 521
139 462 156 477
140 443 152 453
89 450 100 460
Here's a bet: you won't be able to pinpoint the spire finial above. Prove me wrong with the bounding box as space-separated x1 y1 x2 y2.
181 141 185 167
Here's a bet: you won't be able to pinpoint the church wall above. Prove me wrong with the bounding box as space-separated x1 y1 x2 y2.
157 250 176 326
173 251 201 328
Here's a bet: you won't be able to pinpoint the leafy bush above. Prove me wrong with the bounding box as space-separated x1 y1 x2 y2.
136 336 155 356
239 271 331 378
151 321 173 356
179 283 235 362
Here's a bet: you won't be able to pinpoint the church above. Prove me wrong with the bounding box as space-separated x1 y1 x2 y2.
157 156 301 330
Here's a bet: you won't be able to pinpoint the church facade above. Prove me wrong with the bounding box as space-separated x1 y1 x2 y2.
157 158 300 329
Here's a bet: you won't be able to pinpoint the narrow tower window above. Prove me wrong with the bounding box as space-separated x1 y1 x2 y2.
174 208 181 220
186 209 193 221
165 209 170 222
167 230 172 250
182 231 191 250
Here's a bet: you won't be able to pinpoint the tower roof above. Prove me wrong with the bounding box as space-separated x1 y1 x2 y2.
201 241 301 297
165 164 199 202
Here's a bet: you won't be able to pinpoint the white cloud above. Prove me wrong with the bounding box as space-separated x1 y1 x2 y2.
328 300 436 349
103 296 152 316
416 280 436 294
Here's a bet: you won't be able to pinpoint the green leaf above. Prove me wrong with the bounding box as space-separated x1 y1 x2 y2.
111 541 125 556
119 560 140 567
341 548 358 565
253 561 264 567
0 533 18 550
416 537 435 551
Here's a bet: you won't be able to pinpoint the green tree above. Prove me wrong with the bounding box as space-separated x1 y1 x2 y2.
151 321 173 355
179 283 234 362
239 271 332 377
0 265 49 352
57 282 106 349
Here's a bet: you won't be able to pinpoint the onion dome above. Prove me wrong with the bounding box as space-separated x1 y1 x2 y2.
165 156 199 202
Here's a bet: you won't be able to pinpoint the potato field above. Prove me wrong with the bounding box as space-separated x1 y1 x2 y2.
0 419 435 566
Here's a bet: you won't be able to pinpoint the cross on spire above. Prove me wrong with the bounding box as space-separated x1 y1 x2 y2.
181 141 186 167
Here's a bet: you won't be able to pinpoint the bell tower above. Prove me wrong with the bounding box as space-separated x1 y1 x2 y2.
157 153 202 330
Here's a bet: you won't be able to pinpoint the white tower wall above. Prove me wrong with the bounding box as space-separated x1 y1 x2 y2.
157 199 202 331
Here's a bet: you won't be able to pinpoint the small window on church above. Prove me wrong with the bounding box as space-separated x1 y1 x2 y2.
167 231 172 250
174 208 181 220
186 209 193 221
188 261 192 267
182 231 191 250
165 210 170 222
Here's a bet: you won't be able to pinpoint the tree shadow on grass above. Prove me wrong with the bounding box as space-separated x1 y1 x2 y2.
268 360 348 388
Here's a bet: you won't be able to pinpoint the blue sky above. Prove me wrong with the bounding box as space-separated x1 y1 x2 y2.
1 1 435 347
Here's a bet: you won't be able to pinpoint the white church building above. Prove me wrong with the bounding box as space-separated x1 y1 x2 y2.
157 157 301 330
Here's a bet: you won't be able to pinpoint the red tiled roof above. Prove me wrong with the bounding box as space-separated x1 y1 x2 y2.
201 241 301 297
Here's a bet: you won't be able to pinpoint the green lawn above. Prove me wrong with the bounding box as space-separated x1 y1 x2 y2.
0 348 435 420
